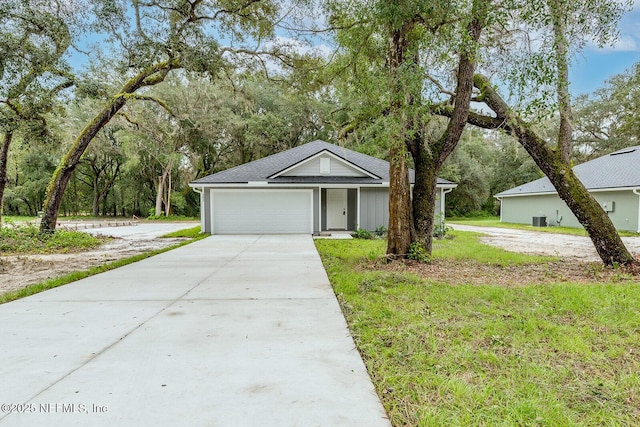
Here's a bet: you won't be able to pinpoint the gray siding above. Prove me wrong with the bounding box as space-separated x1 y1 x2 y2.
282 155 366 177
500 190 640 232
203 189 212 233
360 188 389 231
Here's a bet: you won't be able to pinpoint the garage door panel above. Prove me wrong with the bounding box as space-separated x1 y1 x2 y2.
212 191 312 234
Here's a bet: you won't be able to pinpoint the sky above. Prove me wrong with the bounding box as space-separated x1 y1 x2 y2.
67 2 640 98
569 2 640 96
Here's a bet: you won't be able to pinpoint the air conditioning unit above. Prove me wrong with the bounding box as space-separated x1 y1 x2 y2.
532 216 547 227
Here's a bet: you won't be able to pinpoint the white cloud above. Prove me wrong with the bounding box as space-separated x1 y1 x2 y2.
612 34 639 51
593 34 640 52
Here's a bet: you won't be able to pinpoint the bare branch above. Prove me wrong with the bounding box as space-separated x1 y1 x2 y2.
426 74 456 97
121 94 175 116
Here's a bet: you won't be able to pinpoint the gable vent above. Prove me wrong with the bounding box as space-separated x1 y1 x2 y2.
320 157 331 174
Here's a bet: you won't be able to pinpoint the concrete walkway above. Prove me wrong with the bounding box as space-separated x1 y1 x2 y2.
0 235 389 426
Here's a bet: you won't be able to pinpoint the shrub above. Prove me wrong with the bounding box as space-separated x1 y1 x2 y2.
433 213 452 239
374 225 387 237
351 228 374 239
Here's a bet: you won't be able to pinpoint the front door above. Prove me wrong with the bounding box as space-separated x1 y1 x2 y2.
327 189 348 230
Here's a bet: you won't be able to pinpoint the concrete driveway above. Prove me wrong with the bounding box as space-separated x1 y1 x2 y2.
0 235 389 426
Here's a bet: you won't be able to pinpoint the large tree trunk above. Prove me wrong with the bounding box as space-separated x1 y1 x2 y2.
410 143 440 254
40 60 177 233
387 142 414 256
0 132 13 222
386 26 415 257
408 10 483 255
469 74 634 266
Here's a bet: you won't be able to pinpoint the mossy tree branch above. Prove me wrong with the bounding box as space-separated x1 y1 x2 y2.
438 74 634 266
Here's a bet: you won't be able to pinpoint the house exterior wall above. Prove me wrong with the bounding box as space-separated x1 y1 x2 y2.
200 185 454 234
360 188 389 231
500 190 640 232
282 155 365 177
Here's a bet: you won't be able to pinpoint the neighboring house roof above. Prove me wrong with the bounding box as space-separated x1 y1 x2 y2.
191 139 456 186
495 146 640 197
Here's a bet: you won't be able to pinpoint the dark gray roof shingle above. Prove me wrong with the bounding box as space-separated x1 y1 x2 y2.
191 140 455 186
495 146 640 197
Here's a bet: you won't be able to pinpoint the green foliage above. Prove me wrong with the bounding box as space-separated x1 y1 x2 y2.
573 62 640 159
408 241 430 263
351 228 374 239
442 131 541 217
0 223 102 254
374 225 387 237
315 236 640 426
433 213 451 239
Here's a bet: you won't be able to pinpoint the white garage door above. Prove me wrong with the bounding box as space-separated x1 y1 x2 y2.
212 190 313 234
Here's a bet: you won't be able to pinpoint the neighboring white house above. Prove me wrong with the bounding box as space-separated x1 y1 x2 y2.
189 140 457 234
495 146 640 232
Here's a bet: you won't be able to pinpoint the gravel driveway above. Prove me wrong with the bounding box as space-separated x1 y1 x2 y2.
450 224 640 262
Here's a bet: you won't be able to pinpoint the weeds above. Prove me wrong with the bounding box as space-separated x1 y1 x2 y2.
352 228 374 239
0 224 102 254
408 242 430 263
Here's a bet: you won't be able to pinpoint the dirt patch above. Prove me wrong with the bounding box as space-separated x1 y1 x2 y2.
372 258 639 286
450 224 640 262
0 230 191 297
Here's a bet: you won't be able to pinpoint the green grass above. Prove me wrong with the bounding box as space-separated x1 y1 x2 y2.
0 224 103 254
323 231 555 266
315 234 640 426
2 215 38 224
0 235 208 305
161 225 202 238
146 214 199 221
435 231 557 265
449 216 640 237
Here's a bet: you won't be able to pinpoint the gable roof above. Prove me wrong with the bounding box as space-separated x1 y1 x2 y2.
190 139 456 186
495 146 640 197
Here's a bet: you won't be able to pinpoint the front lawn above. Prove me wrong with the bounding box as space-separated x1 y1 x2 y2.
315 233 640 426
